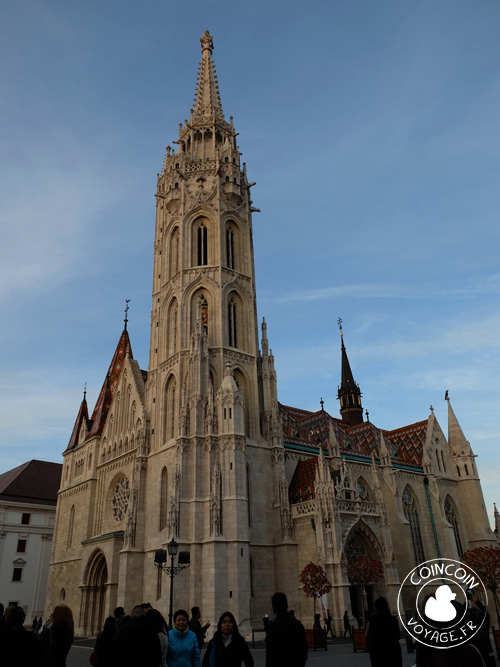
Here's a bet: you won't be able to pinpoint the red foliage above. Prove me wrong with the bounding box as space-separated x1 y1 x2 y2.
346 555 384 585
462 546 500 592
299 562 333 599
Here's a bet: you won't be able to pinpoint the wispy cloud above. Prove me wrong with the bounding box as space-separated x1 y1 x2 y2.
272 275 500 304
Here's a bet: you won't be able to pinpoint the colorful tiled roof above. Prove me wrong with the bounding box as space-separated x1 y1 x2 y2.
280 403 427 468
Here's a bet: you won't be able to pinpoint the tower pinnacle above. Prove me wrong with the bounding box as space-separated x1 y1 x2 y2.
192 31 224 122
336 322 363 427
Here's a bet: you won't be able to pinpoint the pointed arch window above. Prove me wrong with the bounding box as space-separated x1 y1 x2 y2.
67 505 75 549
197 223 208 266
165 376 177 440
168 300 178 355
445 496 463 557
226 227 235 269
228 299 237 348
159 467 168 531
170 227 180 278
403 487 425 565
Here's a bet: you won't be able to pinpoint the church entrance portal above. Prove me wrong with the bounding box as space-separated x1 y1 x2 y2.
81 552 108 636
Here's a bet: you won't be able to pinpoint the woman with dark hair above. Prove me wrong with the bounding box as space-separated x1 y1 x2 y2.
167 609 201 667
366 597 402 667
146 608 169 667
202 612 253 667
39 604 74 667
90 616 117 666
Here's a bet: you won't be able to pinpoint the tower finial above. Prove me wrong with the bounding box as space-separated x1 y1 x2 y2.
124 299 130 330
337 317 343 339
83 382 87 400
320 397 324 411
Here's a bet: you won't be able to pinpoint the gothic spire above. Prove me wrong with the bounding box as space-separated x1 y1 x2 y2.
191 31 224 123
447 394 473 456
336 319 363 427
65 390 89 451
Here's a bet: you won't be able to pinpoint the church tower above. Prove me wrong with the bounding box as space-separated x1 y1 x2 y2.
143 31 291 626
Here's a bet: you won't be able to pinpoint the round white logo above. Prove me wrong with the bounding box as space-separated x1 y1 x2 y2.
397 558 488 649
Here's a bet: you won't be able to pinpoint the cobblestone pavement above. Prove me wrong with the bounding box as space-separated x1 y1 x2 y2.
67 637 419 667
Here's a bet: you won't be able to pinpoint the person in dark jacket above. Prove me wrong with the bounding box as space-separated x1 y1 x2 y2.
38 604 74 667
91 616 117 666
107 605 162 667
366 597 402 667
189 606 211 650
202 611 253 667
2 605 39 667
265 592 308 667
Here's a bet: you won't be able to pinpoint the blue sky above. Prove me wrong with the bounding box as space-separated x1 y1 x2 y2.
1 1 499 528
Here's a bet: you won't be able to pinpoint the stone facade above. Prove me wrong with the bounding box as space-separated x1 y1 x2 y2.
46 32 497 637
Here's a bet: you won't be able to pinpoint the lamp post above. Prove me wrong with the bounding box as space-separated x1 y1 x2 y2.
154 539 190 629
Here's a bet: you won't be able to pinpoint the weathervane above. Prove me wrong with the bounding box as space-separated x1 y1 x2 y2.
124 299 131 330
337 317 343 338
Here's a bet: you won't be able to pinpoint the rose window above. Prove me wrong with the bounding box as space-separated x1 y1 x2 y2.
112 477 130 522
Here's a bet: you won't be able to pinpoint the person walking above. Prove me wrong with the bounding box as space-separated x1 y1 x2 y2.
202 611 253 667
365 597 401 667
38 604 74 667
343 610 352 639
167 609 201 667
265 592 308 667
324 609 334 638
189 606 210 650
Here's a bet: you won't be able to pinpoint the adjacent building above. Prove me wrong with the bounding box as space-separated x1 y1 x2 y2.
0 460 62 621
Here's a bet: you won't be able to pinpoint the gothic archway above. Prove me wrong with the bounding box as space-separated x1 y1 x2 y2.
81 551 108 636
343 521 384 622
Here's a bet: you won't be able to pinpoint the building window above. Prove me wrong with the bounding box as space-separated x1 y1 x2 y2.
12 567 23 582
228 299 237 347
226 228 235 269
21 513 30 525
16 539 27 553
197 224 208 266
403 488 425 565
159 467 168 531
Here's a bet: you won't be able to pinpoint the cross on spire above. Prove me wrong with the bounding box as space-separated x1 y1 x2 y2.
124 299 131 330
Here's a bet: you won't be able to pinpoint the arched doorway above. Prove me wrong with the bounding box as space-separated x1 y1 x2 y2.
81 551 108 635
343 522 384 625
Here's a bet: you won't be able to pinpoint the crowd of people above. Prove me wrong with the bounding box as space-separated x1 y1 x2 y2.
0 601 74 666
0 590 496 667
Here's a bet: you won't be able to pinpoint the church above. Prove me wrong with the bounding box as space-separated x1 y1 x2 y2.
45 32 497 636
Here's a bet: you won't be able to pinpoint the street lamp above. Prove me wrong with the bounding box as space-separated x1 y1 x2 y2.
154 539 190 628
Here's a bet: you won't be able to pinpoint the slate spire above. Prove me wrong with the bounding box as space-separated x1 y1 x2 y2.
336 319 363 427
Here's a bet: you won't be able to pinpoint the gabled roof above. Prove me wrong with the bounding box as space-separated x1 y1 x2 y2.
383 420 427 466
66 394 90 452
0 460 62 505
88 328 132 438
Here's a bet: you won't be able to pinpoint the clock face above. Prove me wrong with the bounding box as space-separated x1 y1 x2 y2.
112 476 130 522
